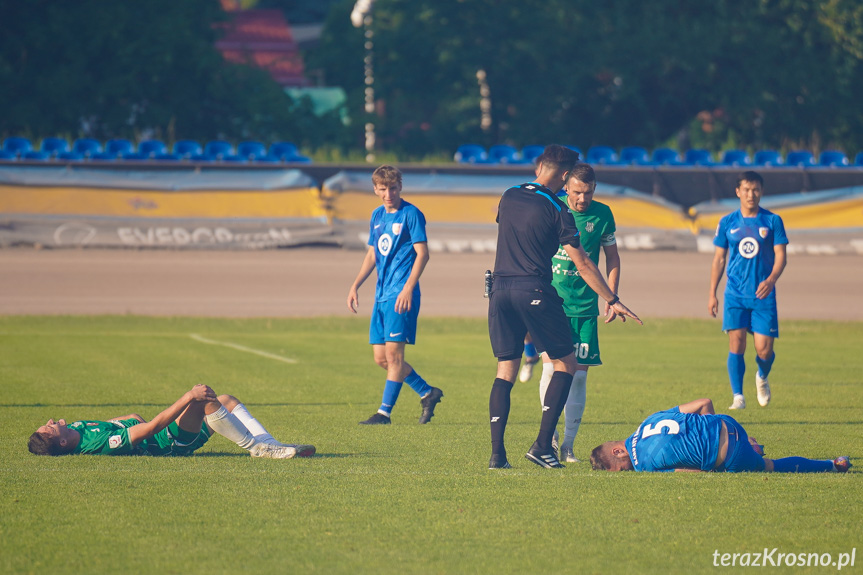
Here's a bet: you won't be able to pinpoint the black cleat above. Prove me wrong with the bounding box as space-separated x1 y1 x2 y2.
418 387 444 424
489 454 512 469
359 412 391 425
525 444 565 469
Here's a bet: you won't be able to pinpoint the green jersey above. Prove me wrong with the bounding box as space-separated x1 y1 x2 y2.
68 419 143 455
551 200 617 317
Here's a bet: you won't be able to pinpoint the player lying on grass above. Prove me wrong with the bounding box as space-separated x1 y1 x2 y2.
590 398 850 473
28 384 315 459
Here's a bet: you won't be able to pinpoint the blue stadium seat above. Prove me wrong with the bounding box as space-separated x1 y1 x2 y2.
154 153 182 161
40 137 70 157
620 146 650 165
221 154 248 164
855 152 863 166
204 140 234 160
586 146 620 165
189 153 215 163
753 149 783 166
73 138 102 158
521 145 544 164
785 150 816 167
2 137 33 157
105 138 134 158
652 147 683 165
0 150 18 161
818 150 849 167
56 151 84 161
721 149 751 166
22 151 51 161
269 141 299 160
173 140 202 158
454 144 489 163
138 139 167 158
252 155 280 163
121 152 149 161
684 148 715 166
488 144 522 164
237 141 268 160
91 152 118 161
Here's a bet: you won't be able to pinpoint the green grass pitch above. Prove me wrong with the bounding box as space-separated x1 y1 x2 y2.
1 315 860 573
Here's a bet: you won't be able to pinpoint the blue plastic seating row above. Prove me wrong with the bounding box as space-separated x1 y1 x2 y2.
0 137 311 163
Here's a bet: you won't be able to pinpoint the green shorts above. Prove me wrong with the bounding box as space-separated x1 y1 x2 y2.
143 421 213 457
569 316 601 366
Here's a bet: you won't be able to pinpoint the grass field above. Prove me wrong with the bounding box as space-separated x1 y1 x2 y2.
1 315 860 574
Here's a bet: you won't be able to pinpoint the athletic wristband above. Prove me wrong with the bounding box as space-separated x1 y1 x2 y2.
607 295 619 306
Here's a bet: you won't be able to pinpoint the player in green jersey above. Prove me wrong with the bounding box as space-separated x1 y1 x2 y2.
538 163 622 463
28 384 315 459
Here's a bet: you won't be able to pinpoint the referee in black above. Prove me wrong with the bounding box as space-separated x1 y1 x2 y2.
488 144 641 469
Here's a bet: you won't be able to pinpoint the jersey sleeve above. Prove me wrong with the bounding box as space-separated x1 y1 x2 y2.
557 209 581 248
405 206 428 243
772 214 789 246
713 217 729 248
367 213 376 247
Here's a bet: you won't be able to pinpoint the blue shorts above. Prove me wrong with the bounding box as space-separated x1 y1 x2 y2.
717 415 766 473
722 294 779 338
369 296 420 345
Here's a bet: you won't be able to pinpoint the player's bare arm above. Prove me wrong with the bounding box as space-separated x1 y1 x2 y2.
602 242 621 321
708 246 727 317
127 384 216 445
755 244 787 299
562 243 642 325
348 246 377 313
677 398 715 415
394 241 429 314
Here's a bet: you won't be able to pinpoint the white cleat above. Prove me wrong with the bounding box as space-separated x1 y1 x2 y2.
250 443 299 459
519 358 539 383
756 373 771 407
728 395 746 410
560 444 579 463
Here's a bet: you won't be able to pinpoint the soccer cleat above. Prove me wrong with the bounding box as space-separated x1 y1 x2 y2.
250 443 299 459
418 387 444 424
728 395 746 410
489 454 512 469
833 456 852 473
282 443 316 457
359 412 391 425
756 372 771 407
560 444 579 463
525 444 565 469
519 356 540 383
551 429 560 453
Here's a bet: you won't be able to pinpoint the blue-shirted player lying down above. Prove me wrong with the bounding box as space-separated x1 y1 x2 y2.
590 398 851 473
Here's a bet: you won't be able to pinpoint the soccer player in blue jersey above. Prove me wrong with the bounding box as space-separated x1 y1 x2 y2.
590 398 851 473
709 171 788 410
347 165 443 425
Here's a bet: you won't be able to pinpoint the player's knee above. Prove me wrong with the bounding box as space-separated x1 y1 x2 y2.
218 394 239 410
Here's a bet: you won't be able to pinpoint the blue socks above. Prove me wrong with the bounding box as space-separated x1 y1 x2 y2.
524 341 538 359
756 351 776 379
727 352 745 395
404 369 432 397
772 457 835 473
379 379 403 416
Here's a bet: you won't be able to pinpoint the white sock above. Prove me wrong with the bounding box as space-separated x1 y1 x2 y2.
231 403 278 445
562 371 587 448
205 406 257 449
538 361 555 405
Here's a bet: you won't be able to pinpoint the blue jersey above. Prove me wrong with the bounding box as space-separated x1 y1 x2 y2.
713 208 788 300
368 200 427 302
624 407 723 472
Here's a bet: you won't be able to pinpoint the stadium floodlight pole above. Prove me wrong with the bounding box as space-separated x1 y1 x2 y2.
352 0 376 163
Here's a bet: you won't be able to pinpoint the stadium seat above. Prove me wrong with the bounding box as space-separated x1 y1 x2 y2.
154 153 182 161
684 148 715 166
269 141 299 160
173 140 202 158
3 137 33 157
204 140 234 160
0 150 18 161
785 150 816 167
488 144 522 164
91 151 118 161
56 151 84 161
818 150 849 167
105 138 134 158
72 138 102 158
121 152 149 161
189 153 215 163
454 144 489 163
22 151 51 161
252 155 280 163
221 154 248 164
652 147 683 165
139 139 167 158
586 146 620 165
721 149 751 166
753 149 783 166
620 146 650 165
40 137 70 157
521 145 544 164
237 141 268 160
855 152 863 166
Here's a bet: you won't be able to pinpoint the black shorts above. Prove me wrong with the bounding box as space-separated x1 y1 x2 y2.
488 276 573 361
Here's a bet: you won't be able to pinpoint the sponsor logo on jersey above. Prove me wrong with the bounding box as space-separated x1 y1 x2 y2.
108 435 123 449
377 233 393 256
730 227 740 234
759 227 769 238
738 237 760 259
392 223 402 235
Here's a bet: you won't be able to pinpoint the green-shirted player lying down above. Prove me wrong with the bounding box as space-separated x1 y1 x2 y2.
28 384 315 459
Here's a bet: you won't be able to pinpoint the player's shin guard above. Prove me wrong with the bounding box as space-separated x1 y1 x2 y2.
231 403 277 445
524 341 538 359
538 362 554 405
562 371 587 447
536 371 572 452
404 369 432 397
755 351 775 379
489 378 513 457
728 352 745 395
206 405 256 449
771 457 835 473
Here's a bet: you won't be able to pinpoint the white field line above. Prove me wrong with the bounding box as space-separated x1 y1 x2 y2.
189 333 297 364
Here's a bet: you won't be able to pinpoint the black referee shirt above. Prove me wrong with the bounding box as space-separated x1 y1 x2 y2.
493 182 581 283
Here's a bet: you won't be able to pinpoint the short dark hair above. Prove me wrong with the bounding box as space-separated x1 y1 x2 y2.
537 145 579 173
567 163 596 187
372 165 402 189
28 431 68 456
737 170 763 188
590 442 620 471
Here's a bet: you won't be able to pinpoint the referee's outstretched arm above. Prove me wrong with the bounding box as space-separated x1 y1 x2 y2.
562 243 642 325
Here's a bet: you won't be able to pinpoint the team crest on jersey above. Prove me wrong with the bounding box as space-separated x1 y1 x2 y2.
738 237 760 259
759 227 769 238
377 233 393 256
392 223 402 235
109 435 122 449
585 222 594 233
